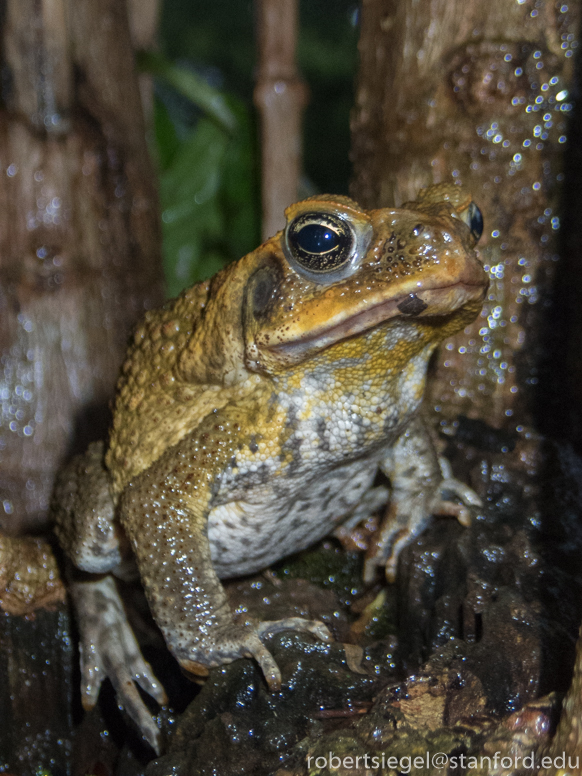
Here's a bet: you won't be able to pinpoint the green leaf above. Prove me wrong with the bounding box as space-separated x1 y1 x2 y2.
220 101 260 259
138 50 237 134
150 63 260 297
160 116 230 296
153 98 181 171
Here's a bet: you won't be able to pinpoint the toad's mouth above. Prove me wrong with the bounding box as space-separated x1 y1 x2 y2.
264 280 486 359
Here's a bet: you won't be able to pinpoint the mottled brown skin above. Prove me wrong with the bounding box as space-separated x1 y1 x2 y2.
53 183 488 751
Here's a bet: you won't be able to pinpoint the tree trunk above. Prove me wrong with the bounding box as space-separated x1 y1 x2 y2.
0 0 164 535
352 0 578 433
351 0 582 764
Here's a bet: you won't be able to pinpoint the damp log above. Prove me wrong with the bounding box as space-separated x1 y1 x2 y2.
0 534 72 775
127 0 161 119
352 0 579 432
0 604 73 775
0 0 164 534
351 0 582 762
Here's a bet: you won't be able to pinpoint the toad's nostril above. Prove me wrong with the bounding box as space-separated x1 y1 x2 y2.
397 294 428 316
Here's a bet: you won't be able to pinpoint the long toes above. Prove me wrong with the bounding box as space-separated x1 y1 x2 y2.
107 663 162 754
80 650 103 710
438 455 454 480
109 615 167 704
384 555 397 584
433 499 471 527
80 675 101 710
381 530 412 583
135 661 168 706
244 636 282 691
441 477 483 507
256 617 332 642
295 620 332 641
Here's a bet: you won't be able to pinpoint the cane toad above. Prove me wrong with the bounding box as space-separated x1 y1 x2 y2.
53 182 487 751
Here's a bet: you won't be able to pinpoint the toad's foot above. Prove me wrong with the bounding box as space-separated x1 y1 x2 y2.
179 617 332 691
333 485 390 540
437 455 482 525
71 575 167 754
363 468 482 584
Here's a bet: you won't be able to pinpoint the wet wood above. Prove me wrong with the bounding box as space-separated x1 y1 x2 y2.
127 0 160 49
351 0 579 432
351 2 582 766
0 603 74 774
127 0 161 120
254 0 308 239
0 0 164 534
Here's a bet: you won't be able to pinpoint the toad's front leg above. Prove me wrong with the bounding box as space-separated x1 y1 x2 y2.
364 416 482 583
120 409 331 690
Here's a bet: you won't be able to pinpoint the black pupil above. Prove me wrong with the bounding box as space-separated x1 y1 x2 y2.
469 203 484 240
296 224 340 254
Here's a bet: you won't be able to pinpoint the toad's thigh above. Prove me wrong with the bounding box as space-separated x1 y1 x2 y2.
53 441 125 574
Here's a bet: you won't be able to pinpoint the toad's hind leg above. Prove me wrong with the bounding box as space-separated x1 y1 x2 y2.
52 441 166 753
71 576 167 751
119 407 332 694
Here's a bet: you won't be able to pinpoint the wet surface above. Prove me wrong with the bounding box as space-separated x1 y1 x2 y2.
0 603 73 776
0 0 164 536
4 2 582 773
351 0 580 433
131 427 582 775
2 420 582 775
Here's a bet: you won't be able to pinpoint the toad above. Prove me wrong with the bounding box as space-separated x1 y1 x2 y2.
53 182 487 751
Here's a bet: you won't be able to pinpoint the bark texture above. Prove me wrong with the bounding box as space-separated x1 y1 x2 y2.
0 0 164 534
0 602 73 774
352 0 578 432
351 2 582 768
127 0 161 120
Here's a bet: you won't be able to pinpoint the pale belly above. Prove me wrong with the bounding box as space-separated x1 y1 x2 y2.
208 457 381 578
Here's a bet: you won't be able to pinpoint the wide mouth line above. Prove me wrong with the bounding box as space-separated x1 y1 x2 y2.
267 280 485 355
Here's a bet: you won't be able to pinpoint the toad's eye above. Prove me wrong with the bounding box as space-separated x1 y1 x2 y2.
286 212 354 274
461 202 484 243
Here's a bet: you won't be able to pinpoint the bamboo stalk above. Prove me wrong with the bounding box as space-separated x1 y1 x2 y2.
254 0 308 239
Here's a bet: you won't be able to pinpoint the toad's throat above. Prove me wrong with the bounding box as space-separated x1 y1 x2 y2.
266 281 485 358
